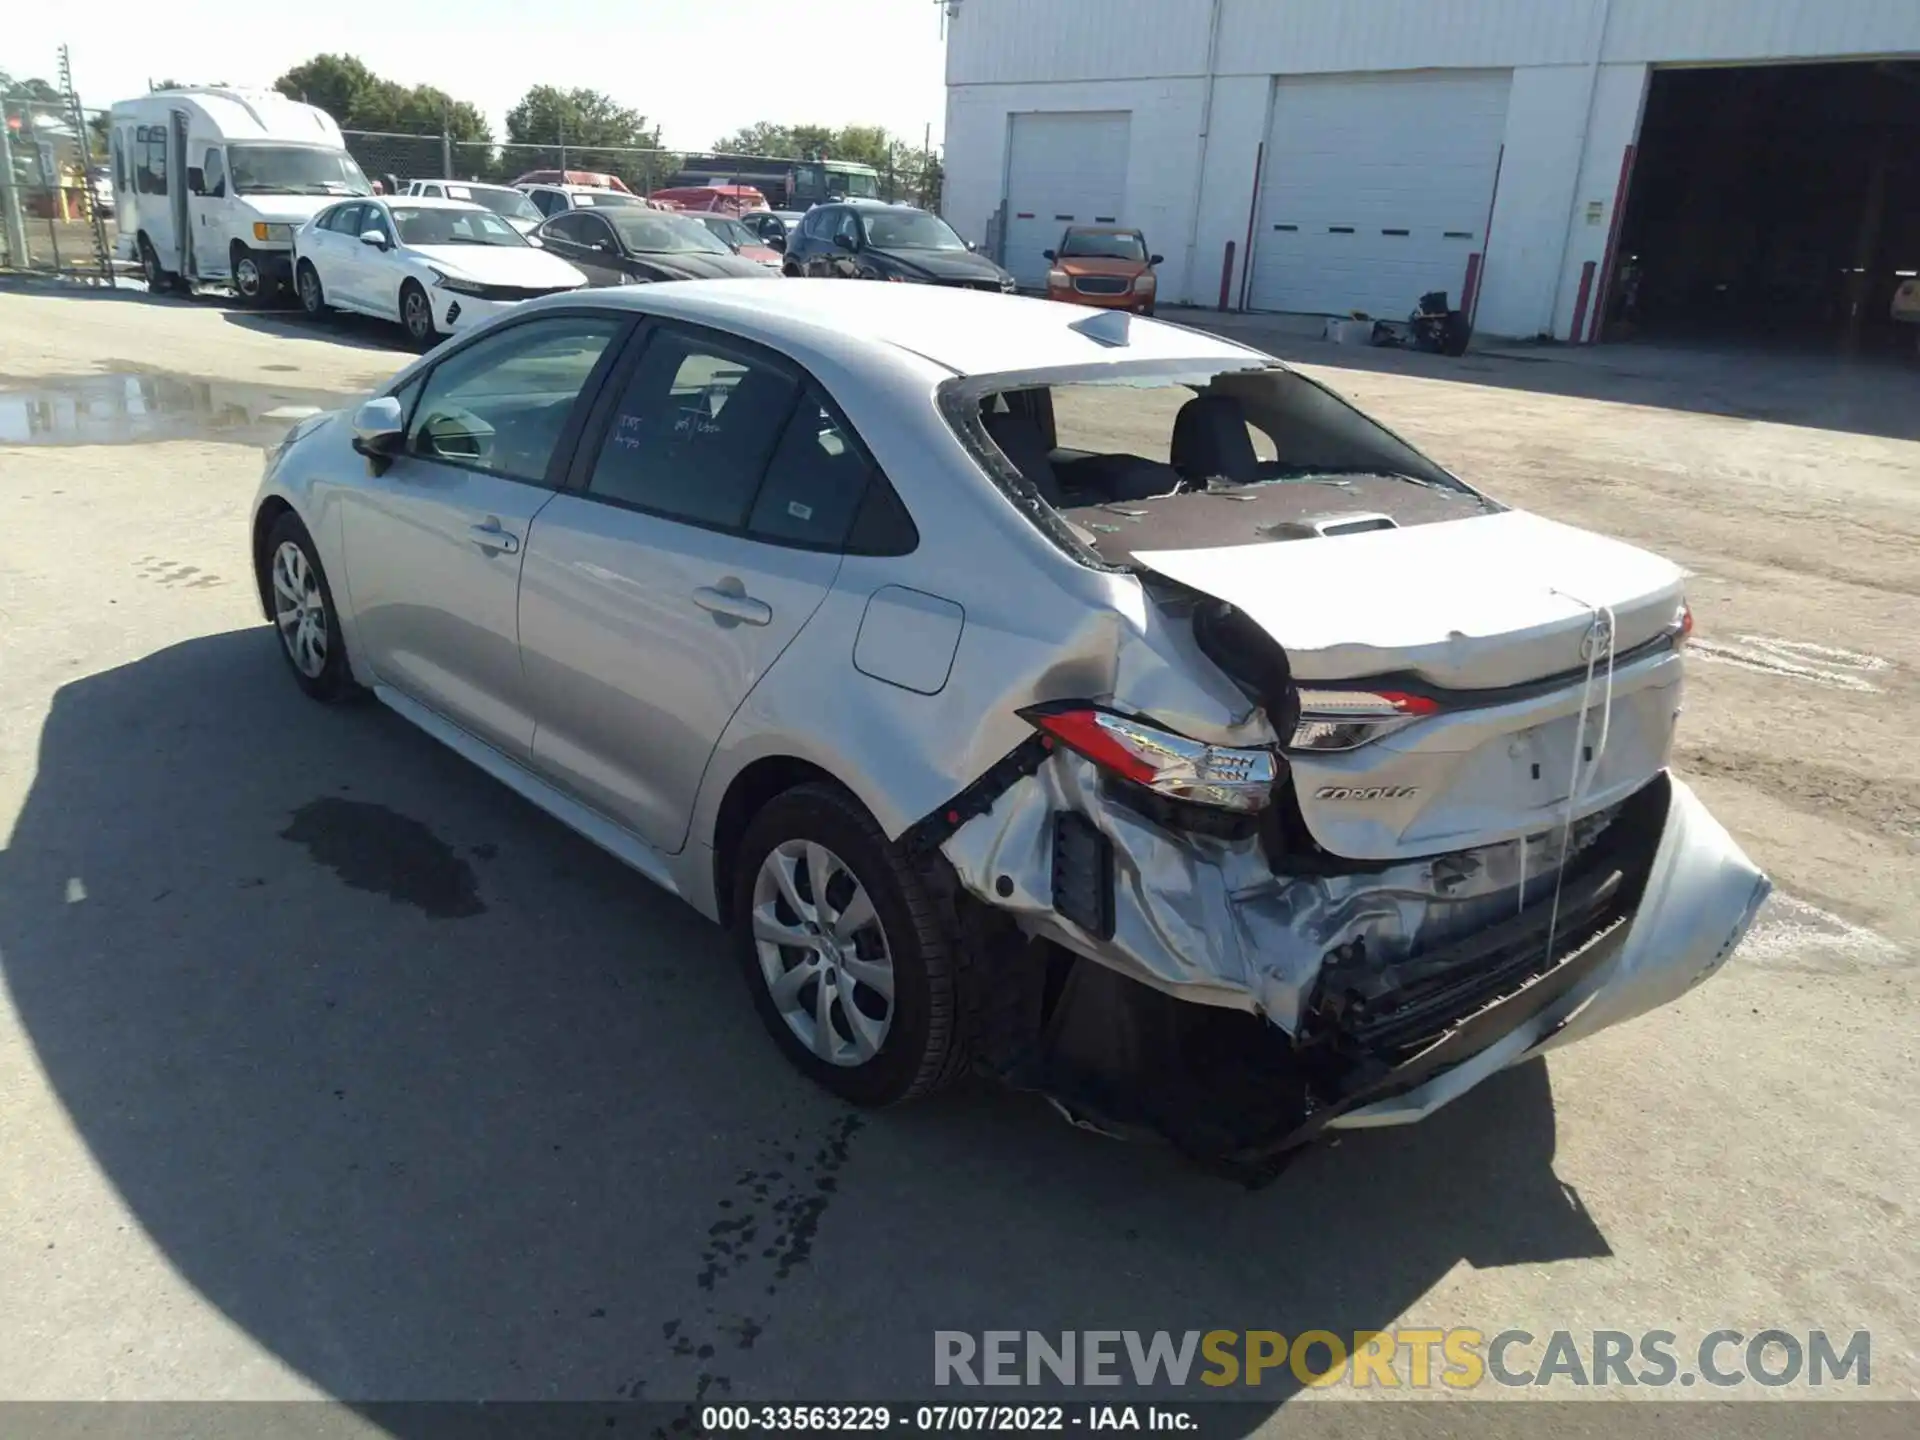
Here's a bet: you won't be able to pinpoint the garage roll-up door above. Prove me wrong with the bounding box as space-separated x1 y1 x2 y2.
1249 70 1511 318
1004 111 1131 288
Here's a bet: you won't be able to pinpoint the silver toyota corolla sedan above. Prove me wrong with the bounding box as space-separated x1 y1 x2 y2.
252 281 1770 1175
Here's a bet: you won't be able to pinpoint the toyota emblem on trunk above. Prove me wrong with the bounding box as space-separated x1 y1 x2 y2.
1581 615 1615 662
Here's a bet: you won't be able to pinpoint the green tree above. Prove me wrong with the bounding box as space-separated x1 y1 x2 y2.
506 85 662 178
272 55 490 142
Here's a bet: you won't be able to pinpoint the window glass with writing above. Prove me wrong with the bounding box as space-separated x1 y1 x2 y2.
586 330 799 529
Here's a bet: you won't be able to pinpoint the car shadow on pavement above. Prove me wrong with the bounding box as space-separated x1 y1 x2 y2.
221 307 417 355
0 629 1610 1422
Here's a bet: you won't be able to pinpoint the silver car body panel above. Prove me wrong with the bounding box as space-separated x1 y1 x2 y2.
252 282 1767 1135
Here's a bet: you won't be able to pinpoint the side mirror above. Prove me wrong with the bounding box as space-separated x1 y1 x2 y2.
187 167 206 195
1150 254 1164 266
525 234 544 248
1042 249 1056 261
350 396 406 463
833 232 857 252
591 240 611 254
359 230 389 249
768 233 787 253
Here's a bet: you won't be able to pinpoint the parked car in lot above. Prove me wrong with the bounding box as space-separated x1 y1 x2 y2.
293 196 588 346
532 209 776 286
403 179 545 235
685 212 784 269
740 211 795 249
251 282 1768 1170
648 183 770 215
510 169 633 193
1044 225 1163 315
783 203 1016 292
520 183 668 220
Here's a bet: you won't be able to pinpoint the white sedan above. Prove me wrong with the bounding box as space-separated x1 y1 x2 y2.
293 196 589 347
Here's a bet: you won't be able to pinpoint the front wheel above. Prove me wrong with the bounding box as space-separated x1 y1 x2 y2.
399 280 437 349
261 513 361 703
731 784 973 1106
231 246 265 304
296 260 329 317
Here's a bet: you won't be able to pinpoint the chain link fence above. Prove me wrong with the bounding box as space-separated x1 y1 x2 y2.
2 85 116 278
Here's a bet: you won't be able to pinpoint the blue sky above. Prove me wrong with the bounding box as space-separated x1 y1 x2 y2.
17 0 951 148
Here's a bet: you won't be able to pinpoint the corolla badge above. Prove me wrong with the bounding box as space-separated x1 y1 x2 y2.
1315 785 1420 802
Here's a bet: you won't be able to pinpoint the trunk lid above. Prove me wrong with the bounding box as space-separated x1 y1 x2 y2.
1134 509 1686 691
1136 510 1690 861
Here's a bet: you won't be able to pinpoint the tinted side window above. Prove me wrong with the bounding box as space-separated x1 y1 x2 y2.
746 392 877 549
578 214 617 250
585 329 799 529
202 147 226 197
408 316 624 484
136 127 168 196
544 213 589 243
362 206 395 244
531 189 565 217
325 203 364 235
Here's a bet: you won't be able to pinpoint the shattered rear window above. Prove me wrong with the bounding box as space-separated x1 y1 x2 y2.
939 360 1497 571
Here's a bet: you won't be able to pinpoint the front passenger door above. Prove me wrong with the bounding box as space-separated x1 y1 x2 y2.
339 313 628 758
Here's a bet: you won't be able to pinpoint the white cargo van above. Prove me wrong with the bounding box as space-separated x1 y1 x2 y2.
108 87 372 301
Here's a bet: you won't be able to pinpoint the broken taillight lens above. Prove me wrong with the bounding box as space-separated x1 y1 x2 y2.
1020 704 1279 812
1288 689 1439 752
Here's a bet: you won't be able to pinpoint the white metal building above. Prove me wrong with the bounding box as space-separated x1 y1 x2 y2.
941 0 1920 345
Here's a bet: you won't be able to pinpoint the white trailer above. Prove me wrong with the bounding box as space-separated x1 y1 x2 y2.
107 87 371 301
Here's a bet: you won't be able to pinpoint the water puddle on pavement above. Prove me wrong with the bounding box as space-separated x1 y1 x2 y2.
0 370 348 449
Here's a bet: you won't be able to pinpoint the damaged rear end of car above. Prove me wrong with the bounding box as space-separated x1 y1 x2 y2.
915 347 1770 1179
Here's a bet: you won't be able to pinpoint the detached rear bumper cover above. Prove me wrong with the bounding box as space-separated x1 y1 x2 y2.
942 760 1767 1135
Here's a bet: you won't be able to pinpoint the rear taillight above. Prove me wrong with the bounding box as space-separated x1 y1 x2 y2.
1020 704 1279 812
1288 689 1438 753
1676 602 1694 648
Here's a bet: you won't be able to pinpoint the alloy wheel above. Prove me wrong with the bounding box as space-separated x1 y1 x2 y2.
403 289 432 341
270 540 329 679
234 255 262 299
751 839 895 1067
298 267 321 314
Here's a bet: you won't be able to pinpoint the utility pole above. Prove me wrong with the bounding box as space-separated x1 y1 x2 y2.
441 103 453 178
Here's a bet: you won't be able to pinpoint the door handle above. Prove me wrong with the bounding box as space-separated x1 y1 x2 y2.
692 585 772 626
468 521 520 555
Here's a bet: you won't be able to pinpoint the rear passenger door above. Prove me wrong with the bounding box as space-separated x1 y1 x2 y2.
517 321 882 853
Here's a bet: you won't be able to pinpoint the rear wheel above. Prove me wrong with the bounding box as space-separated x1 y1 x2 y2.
138 234 179 293
400 280 436 349
731 784 973 1106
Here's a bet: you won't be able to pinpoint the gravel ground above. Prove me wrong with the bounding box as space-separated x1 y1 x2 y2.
0 285 1913 1423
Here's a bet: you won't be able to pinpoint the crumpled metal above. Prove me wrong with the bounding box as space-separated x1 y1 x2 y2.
941 751 1616 1033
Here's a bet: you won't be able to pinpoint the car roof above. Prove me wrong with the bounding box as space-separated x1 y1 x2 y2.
379 196 489 212
422 179 515 191
1063 224 1142 235
526 279 1270 379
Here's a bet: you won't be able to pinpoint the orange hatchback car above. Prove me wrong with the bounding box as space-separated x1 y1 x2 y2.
1044 226 1164 314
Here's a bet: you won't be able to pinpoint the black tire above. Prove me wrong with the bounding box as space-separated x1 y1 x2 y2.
731 783 974 1106
138 233 179 294
260 512 362 703
296 259 329 317
231 244 266 305
399 279 437 349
